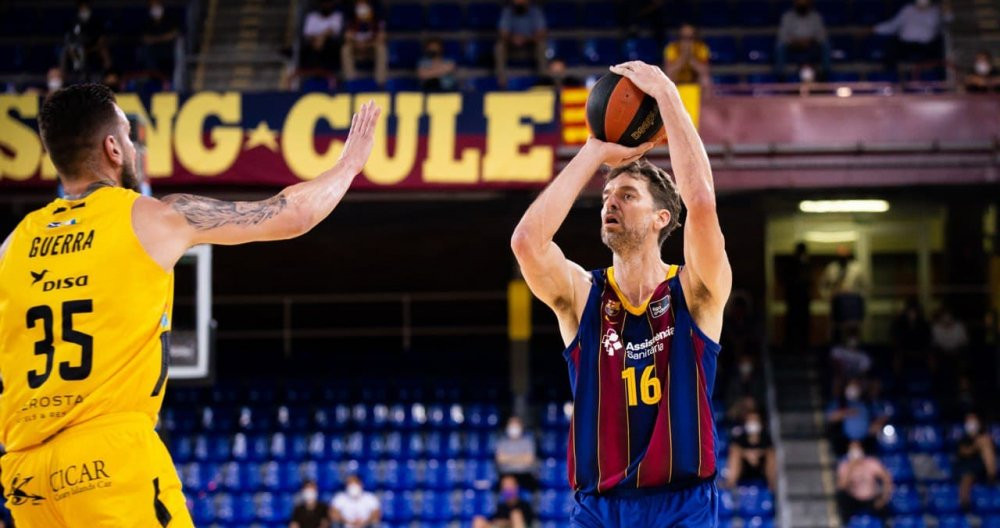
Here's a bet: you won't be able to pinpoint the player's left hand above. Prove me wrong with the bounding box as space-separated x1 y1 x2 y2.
610 61 675 99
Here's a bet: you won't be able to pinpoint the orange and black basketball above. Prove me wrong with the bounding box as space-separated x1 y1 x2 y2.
586 73 665 147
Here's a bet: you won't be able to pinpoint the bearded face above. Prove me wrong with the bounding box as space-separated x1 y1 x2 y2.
600 173 663 255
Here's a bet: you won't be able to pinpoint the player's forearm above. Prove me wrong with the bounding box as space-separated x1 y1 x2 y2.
512 143 602 251
280 160 361 235
654 83 716 210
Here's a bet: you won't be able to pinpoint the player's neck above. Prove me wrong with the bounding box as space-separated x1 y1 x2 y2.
61 174 118 200
611 249 668 303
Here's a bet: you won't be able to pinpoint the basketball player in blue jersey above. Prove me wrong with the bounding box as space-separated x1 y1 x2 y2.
511 60 732 527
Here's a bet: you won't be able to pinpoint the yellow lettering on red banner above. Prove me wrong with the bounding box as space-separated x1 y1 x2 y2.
174 92 242 176
282 93 351 180
482 92 554 183
423 93 480 184
117 92 179 178
356 92 421 185
0 94 42 181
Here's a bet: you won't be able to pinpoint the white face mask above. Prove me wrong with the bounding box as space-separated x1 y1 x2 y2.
738 362 753 377
355 3 372 20
347 482 362 497
845 385 861 401
965 420 980 436
150 5 164 19
745 421 762 435
799 66 816 83
915 0 930 7
848 448 864 460
975 60 992 76
507 424 523 438
78 8 91 21
302 488 318 503
48 78 63 91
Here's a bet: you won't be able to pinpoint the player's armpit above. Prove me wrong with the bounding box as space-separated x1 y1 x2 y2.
511 237 591 344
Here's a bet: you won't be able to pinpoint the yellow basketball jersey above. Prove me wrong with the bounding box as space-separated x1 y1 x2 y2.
0 186 174 452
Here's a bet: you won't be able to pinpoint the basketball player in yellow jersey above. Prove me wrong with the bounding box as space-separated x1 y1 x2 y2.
0 84 381 527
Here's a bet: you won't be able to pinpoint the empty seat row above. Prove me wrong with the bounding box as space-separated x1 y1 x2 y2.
877 424 1000 454
889 484 1000 516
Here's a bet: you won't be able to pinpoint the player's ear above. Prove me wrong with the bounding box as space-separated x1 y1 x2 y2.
654 208 670 231
104 134 123 166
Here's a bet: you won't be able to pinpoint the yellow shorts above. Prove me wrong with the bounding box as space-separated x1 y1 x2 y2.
1 412 194 528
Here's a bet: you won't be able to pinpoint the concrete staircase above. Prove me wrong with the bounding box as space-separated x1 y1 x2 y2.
191 0 294 91
772 352 839 528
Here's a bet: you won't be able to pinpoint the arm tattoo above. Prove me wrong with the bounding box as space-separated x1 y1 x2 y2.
163 194 288 230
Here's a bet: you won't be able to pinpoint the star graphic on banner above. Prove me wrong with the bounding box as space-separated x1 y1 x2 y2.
245 121 278 151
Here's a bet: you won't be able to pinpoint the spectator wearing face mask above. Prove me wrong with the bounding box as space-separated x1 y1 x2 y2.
139 0 180 78
724 354 766 416
723 410 777 491
417 38 457 92
62 0 112 78
873 0 951 72
830 330 872 398
955 412 997 509
329 475 380 528
341 0 387 86
836 441 893 521
826 380 885 455
290 480 330 528
495 416 538 490
473 475 535 528
966 52 999 92
775 0 831 81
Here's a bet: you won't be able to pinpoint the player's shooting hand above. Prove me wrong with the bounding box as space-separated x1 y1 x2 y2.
338 99 382 174
585 137 655 168
610 61 675 100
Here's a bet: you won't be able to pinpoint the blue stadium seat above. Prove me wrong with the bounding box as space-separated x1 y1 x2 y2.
582 38 623 66
936 514 971 528
867 71 899 83
862 35 892 62
546 39 581 66
180 462 206 492
829 35 856 62
973 485 1000 514
466 3 501 30
984 515 1000 528
462 40 495 68
829 72 862 83
172 435 194 463
467 404 500 430
388 39 421 71
234 492 255 523
738 1 779 26
213 492 235 523
878 425 907 454
747 73 779 84
583 2 618 28
909 425 945 452
192 495 215 524
847 515 883 528
538 489 574 520
928 483 961 514
742 35 776 64
890 484 922 515
717 488 737 518
698 1 733 27
387 3 423 31
737 486 774 517
712 74 741 85
853 0 891 25
508 76 539 91
624 38 661 64
543 1 580 29
704 36 738 65
541 401 572 429
317 461 343 491
745 516 775 528
426 3 462 31
910 398 939 422
343 431 365 459
882 454 915 484
540 430 563 458
539 458 563 488
892 515 927 528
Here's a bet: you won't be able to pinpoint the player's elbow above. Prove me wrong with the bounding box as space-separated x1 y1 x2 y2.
510 226 544 261
277 201 316 239
685 191 717 214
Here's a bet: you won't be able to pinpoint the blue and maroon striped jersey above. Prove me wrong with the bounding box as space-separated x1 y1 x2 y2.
563 265 721 493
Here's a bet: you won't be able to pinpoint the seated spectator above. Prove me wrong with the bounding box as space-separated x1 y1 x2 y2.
775 0 831 81
664 23 711 88
873 0 951 72
329 475 380 528
724 410 777 490
341 0 387 86
965 51 999 93
723 354 766 414
836 441 893 521
417 38 457 92
473 475 535 528
291 480 330 528
301 0 346 71
46 67 66 95
956 411 997 509
494 0 547 87
495 416 538 490
139 0 180 78
62 0 112 79
537 58 583 88
826 380 885 455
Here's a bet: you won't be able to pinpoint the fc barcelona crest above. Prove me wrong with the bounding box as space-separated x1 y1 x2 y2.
604 299 621 318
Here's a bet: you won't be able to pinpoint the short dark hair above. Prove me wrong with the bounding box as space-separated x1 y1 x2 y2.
604 159 682 246
38 83 119 179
